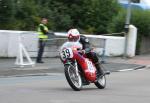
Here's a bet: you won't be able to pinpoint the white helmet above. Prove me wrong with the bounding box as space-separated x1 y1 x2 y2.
67 29 80 42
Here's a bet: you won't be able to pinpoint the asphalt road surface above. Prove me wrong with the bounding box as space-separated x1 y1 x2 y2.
0 68 150 103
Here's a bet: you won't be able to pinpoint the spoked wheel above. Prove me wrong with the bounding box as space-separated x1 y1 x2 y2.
94 75 106 89
64 65 82 91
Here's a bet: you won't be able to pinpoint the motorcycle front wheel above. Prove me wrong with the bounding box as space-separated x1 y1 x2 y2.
64 65 82 91
94 75 106 89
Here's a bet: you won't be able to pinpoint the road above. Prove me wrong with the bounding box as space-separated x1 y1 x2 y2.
0 68 150 103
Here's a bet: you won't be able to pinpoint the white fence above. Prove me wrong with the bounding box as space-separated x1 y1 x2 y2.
0 30 38 57
0 30 127 57
0 25 138 58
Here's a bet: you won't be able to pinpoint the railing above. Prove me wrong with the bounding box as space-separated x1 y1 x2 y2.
87 37 106 63
46 33 107 63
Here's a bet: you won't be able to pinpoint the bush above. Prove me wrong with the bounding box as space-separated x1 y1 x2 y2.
108 9 150 36
80 0 120 34
107 9 150 54
131 10 150 37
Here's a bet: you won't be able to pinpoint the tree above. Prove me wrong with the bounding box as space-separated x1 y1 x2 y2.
14 0 39 30
0 0 120 34
0 0 15 29
82 0 120 34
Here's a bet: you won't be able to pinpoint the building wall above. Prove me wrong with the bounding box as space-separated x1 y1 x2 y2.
141 0 150 6
118 0 150 5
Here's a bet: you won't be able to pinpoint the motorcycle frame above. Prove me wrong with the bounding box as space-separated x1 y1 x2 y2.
64 51 97 82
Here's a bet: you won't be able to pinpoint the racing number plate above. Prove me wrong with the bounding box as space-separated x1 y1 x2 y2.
86 59 95 73
60 48 73 60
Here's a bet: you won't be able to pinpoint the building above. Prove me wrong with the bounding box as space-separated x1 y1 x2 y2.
118 0 150 10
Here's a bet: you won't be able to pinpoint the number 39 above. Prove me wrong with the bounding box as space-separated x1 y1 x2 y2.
61 48 73 60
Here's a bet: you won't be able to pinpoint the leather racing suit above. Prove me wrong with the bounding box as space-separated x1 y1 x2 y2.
79 35 104 76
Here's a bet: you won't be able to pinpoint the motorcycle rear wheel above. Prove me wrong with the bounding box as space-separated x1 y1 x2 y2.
64 65 82 91
94 75 106 89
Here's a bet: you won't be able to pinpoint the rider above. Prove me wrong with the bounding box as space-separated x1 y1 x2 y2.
67 28 104 77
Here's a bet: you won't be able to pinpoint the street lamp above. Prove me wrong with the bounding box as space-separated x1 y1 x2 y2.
125 0 131 33
124 0 132 58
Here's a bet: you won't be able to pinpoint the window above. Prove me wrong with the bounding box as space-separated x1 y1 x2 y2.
132 0 140 3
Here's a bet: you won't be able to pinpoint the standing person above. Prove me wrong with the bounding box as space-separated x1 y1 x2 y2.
36 18 49 63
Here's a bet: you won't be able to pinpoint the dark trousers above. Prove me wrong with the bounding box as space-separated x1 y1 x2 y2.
86 52 103 74
86 52 99 64
36 39 46 62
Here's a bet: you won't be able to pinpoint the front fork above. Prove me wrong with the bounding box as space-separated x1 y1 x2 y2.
74 60 79 76
65 59 79 76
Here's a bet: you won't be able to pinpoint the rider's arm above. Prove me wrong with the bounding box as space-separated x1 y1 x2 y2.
79 35 92 53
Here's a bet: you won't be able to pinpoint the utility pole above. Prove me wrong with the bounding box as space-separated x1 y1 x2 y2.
124 0 132 58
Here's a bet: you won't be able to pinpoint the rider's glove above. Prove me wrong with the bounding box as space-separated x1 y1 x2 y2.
81 50 86 54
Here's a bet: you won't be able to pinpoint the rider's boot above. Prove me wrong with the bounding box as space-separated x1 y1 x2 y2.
95 62 104 77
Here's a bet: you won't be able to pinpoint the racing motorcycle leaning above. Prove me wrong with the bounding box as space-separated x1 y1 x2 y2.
59 41 108 91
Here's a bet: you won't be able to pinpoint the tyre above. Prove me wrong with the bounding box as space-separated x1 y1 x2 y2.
94 75 106 89
64 65 82 91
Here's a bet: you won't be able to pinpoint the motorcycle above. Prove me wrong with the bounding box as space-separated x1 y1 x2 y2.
59 41 109 91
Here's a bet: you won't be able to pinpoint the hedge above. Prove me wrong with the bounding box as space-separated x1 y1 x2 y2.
107 9 150 54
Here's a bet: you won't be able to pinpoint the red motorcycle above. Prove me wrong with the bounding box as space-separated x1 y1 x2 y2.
59 41 108 91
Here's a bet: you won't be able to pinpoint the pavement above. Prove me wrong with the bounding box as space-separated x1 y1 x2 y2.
0 54 150 77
